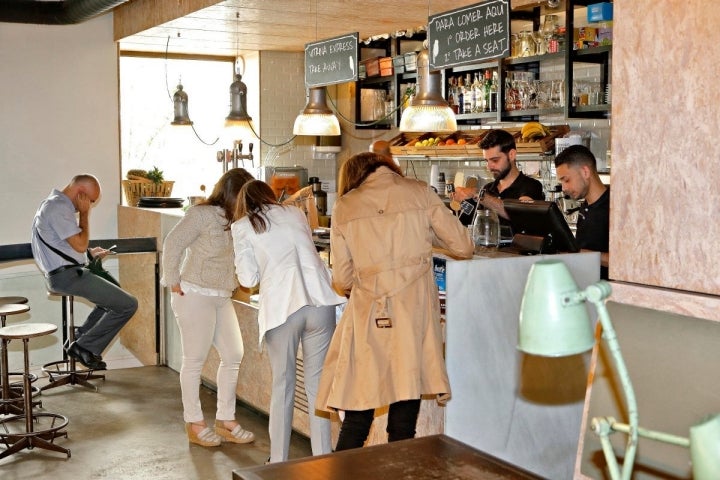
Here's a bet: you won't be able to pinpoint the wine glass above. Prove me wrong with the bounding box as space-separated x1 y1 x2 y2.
541 15 558 52
532 31 546 56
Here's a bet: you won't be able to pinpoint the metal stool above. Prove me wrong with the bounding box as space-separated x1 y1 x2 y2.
0 322 70 459
41 293 104 392
0 303 41 415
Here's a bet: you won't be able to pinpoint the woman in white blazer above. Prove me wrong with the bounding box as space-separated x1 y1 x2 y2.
231 180 346 463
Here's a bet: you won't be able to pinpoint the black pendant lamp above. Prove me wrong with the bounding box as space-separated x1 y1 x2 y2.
225 73 253 125
171 83 193 126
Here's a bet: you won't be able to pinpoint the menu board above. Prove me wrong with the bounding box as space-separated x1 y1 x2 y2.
304 32 359 88
428 0 510 70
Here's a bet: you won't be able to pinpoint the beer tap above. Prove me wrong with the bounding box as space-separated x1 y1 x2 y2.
216 140 254 173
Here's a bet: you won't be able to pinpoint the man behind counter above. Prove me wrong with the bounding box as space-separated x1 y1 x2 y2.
455 129 545 239
554 144 610 279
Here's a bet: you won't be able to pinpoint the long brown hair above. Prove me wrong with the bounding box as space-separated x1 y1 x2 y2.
234 180 281 234
203 168 254 229
337 152 403 196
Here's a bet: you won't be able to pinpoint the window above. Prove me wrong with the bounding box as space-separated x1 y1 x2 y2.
119 55 235 200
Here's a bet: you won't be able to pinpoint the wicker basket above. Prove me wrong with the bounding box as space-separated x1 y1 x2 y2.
122 180 175 207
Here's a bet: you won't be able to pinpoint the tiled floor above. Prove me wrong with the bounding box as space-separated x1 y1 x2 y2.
0 366 312 479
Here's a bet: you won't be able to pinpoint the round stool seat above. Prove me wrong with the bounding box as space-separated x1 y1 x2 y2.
0 323 57 340
0 303 30 320
0 296 29 305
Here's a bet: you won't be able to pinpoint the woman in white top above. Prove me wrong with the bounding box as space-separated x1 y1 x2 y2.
232 180 346 463
162 168 256 447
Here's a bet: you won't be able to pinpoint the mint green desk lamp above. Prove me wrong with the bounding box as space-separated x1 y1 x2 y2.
518 259 720 480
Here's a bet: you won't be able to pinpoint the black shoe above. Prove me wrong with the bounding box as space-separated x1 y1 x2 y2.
66 342 106 370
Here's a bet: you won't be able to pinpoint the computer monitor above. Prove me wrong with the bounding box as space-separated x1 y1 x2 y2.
503 199 579 254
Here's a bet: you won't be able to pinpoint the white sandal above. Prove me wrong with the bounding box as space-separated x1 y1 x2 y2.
215 420 255 444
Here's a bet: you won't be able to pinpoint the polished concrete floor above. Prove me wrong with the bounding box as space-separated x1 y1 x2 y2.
0 366 312 480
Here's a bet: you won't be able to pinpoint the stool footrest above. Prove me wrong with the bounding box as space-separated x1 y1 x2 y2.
41 360 105 392
0 412 71 459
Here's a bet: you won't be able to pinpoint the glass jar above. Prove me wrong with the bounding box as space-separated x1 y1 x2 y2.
510 33 519 58
518 31 536 57
471 208 500 248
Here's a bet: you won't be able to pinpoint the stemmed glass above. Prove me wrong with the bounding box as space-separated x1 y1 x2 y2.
541 15 558 53
532 31 546 56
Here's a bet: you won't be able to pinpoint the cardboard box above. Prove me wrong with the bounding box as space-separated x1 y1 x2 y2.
379 57 393 76
574 27 597 42
597 26 613 44
404 52 418 72
361 57 380 77
587 2 613 23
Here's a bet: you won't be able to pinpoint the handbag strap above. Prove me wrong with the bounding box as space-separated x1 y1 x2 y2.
36 232 82 265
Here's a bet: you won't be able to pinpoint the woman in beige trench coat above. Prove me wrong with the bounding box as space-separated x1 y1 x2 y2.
316 152 474 450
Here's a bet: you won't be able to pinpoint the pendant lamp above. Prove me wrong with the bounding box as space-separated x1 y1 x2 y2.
399 49 457 133
225 73 253 125
293 87 341 136
171 83 193 126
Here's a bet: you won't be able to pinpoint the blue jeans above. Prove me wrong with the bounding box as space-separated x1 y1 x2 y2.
46 265 138 356
335 398 422 451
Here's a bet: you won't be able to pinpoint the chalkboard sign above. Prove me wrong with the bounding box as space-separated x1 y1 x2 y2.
304 32 359 88
428 0 510 70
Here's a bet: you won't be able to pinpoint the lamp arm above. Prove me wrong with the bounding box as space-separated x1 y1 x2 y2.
602 417 690 447
585 282 639 480
592 417 623 480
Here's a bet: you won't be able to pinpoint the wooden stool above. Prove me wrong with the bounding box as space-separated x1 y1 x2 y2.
41 293 105 392
0 322 70 459
0 303 36 415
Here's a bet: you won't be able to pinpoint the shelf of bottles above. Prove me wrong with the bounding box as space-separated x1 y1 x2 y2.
445 62 501 125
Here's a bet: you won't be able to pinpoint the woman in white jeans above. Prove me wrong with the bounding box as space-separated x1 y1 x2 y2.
162 168 256 447
232 180 346 463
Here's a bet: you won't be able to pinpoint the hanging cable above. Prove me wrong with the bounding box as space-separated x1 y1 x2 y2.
164 34 218 146
324 85 411 128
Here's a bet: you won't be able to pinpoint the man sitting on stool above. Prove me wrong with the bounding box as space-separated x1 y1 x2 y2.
31 174 138 370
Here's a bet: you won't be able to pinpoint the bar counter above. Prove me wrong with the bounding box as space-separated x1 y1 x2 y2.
119 205 600 477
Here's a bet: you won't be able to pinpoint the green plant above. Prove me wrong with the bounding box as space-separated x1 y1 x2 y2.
146 166 165 184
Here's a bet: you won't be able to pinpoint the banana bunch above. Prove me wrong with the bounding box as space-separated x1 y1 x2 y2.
521 121 550 141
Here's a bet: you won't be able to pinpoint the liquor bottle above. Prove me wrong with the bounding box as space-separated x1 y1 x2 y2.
490 70 499 112
464 73 473 114
448 77 459 114
472 72 483 112
483 70 492 112
456 76 464 114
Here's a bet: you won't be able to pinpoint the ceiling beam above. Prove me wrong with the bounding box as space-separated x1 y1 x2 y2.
114 0 219 41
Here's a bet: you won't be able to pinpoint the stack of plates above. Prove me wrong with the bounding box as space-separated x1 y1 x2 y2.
138 197 184 208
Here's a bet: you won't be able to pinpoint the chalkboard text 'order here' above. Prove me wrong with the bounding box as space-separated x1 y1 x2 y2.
431 2 508 63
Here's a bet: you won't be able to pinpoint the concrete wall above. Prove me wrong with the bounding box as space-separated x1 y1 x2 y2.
0 14 140 369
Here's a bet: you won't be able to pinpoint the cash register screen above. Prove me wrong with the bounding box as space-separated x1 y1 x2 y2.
504 199 579 254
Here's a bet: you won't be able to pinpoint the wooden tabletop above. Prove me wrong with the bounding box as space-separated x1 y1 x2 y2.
232 434 544 480
0 323 57 340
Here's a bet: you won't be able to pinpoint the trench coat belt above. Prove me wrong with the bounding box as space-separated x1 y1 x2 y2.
354 256 431 299
355 255 429 279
